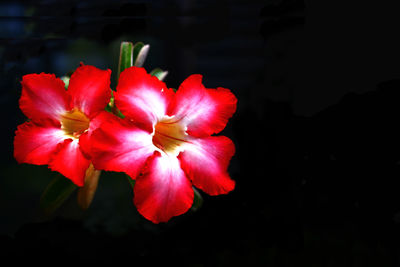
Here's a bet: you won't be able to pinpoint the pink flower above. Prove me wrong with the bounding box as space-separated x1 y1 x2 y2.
14 65 113 186
90 67 237 223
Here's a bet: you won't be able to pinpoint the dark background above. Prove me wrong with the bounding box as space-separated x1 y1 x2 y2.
2 0 400 266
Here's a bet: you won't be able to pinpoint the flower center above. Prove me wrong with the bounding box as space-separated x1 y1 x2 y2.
152 116 187 156
60 109 90 138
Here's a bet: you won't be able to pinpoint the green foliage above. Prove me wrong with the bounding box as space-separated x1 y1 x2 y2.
40 174 77 215
60 76 70 89
126 175 136 189
132 42 149 68
191 187 203 212
118 41 134 79
150 68 168 81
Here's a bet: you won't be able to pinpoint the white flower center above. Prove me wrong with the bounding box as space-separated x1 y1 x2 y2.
152 116 187 156
60 108 90 139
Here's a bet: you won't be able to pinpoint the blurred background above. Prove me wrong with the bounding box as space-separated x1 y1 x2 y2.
2 0 400 266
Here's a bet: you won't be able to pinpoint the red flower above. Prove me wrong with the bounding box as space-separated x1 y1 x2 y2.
90 67 237 223
14 65 113 186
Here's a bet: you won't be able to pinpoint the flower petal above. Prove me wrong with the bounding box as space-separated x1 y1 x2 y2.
79 111 116 158
14 121 67 165
115 67 173 132
90 115 155 179
20 73 71 122
67 65 112 118
134 152 194 223
49 139 91 186
179 136 235 195
168 75 237 137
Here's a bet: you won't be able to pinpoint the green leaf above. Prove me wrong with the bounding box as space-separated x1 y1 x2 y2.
105 101 113 112
114 107 125 118
126 175 136 189
150 68 169 81
132 42 150 67
118 41 134 79
105 91 114 113
105 91 125 118
191 187 203 212
40 174 77 215
60 76 70 89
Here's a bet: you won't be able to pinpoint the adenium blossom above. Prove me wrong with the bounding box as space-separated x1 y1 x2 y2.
14 65 112 186
90 67 237 223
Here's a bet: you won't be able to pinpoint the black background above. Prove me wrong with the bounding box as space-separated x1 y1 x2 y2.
2 0 400 266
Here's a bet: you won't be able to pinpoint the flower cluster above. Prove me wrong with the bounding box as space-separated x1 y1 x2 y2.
14 63 237 223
